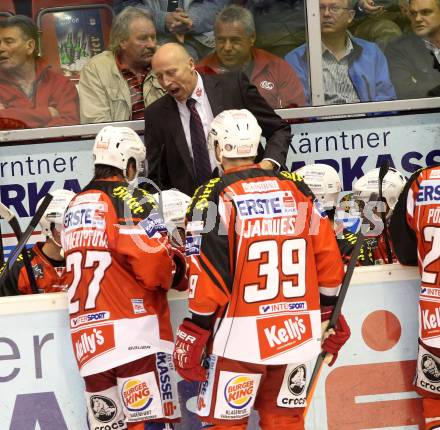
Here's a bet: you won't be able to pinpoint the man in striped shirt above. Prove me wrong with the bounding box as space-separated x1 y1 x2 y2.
79 6 166 124
285 0 396 104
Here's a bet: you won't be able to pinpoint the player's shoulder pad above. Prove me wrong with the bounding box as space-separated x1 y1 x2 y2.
111 184 157 219
187 177 222 215
278 171 314 199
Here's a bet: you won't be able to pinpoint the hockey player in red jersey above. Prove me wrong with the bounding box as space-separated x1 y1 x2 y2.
153 189 192 248
172 110 351 430
296 163 374 266
63 126 181 430
0 189 75 296
391 165 440 430
153 189 191 291
353 167 406 264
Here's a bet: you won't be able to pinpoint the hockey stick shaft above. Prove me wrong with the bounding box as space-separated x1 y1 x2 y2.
378 161 393 264
0 194 53 285
0 223 4 267
0 203 39 294
304 193 378 415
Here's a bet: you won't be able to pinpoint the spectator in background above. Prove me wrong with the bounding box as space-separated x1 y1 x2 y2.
0 15 79 130
285 0 396 104
79 7 165 124
385 0 440 98
197 5 305 108
113 0 228 60
351 0 411 48
353 16 403 50
240 0 307 58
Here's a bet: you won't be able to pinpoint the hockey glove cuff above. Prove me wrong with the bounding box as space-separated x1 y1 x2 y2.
173 318 211 382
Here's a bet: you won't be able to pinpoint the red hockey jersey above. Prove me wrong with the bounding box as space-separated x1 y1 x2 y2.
391 165 440 347
0 243 67 296
185 166 344 365
63 178 175 377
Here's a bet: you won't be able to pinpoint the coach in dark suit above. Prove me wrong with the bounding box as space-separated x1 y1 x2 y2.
144 43 291 196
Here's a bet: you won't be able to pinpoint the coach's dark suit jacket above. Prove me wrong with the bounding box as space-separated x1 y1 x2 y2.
144 71 291 196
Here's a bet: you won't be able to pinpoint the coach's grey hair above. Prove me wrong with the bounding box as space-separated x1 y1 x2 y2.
215 5 256 36
108 6 154 54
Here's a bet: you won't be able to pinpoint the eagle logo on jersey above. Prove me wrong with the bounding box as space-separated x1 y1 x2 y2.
422 354 440 383
287 365 307 396
32 263 44 279
122 379 153 411
224 375 255 409
90 395 117 423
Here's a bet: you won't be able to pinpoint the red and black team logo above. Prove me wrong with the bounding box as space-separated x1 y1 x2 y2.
288 365 307 396
90 395 117 423
422 354 440 383
32 263 44 279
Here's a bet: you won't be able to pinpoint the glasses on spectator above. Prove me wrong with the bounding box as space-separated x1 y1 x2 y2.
319 5 352 14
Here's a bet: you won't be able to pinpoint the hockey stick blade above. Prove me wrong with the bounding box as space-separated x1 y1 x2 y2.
0 194 53 286
304 192 379 415
0 202 39 293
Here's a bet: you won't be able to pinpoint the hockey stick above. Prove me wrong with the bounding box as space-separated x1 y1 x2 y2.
0 222 4 267
0 194 53 286
0 203 38 294
304 192 378 416
378 161 393 264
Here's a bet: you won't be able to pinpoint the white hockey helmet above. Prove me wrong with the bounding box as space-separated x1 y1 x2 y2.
295 164 342 209
353 167 406 212
38 189 76 241
208 109 262 160
153 189 191 229
93 126 146 179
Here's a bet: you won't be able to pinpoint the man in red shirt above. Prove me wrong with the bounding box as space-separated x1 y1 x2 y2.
0 15 79 130
197 5 305 109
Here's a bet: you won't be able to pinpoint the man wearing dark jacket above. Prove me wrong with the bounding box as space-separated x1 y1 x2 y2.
385 0 440 98
145 42 291 196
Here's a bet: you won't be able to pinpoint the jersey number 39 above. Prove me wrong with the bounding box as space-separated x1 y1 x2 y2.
244 238 306 303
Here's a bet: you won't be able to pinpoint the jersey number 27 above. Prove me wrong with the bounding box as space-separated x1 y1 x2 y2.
66 251 111 313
